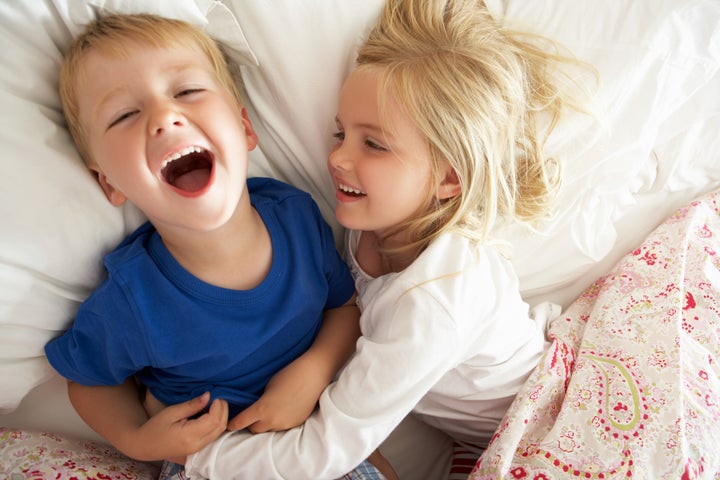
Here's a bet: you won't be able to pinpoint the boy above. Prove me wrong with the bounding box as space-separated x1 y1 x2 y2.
44 12 367 476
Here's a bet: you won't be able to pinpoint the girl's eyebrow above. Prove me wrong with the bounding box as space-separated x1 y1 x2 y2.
335 116 387 137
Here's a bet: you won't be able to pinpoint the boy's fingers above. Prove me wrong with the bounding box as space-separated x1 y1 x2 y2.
165 392 211 422
207 396 228 416
207 398 229 432
178 399 228 449
187 398 227 430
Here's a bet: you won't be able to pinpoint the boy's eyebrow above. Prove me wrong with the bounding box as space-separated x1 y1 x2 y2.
92 64 207 119
93 85 132 121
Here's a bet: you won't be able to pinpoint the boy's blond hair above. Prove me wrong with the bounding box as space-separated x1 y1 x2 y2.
59 13 243 164
357 0 591 255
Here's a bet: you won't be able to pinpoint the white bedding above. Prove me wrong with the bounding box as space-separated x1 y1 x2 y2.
1 1 719 479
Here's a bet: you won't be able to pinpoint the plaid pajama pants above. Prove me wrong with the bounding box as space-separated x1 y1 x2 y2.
159 458 387 480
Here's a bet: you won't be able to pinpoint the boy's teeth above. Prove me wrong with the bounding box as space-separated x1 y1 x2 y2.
162 146 204 168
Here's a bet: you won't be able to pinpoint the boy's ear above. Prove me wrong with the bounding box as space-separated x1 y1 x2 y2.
93 169 127 206
240 107 259 151
435 164 461 200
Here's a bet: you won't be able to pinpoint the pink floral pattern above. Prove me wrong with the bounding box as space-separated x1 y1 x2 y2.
0 428 159 479
471 191 720 479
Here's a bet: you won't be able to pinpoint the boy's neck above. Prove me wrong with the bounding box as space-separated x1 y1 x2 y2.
157 204 272 290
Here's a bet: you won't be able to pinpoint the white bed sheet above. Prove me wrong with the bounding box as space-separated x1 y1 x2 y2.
1 0 719 478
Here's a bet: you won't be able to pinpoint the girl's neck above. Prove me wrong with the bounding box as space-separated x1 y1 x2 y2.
357 230 422 276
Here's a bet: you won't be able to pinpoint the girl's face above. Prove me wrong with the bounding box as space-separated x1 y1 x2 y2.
328 69 434 241
77 41 257 234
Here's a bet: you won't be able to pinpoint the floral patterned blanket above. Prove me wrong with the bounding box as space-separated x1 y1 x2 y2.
471 190 720 480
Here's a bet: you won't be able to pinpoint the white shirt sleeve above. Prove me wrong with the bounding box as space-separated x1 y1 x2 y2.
186 283 465 479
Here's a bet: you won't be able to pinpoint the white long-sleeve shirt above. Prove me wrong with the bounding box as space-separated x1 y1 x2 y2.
187 232 547 479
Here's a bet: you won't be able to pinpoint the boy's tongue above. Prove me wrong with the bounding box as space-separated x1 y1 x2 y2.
163 153 212 193
173 168 211 193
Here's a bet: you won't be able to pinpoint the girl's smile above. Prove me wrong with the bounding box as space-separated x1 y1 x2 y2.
335 180 368 202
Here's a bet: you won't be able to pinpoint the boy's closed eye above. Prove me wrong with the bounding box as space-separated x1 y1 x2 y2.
105 88 206 130
107 110 138 129
175 88 205 98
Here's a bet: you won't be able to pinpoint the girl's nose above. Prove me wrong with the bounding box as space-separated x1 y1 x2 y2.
328 142 351 171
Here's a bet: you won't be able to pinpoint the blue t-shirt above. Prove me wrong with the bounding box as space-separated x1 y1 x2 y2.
45 178 354 415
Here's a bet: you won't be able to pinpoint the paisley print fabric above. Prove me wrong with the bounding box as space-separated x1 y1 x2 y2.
471 190 720 479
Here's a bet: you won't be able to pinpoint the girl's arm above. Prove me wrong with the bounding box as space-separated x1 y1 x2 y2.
67 379 228 462
186 288 463 480
228 295 361 432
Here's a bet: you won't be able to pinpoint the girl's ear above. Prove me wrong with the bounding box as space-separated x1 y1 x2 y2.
94 169 127 206
435 164 461 200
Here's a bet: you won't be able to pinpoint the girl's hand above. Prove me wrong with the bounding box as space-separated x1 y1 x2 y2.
228 355 324 433
228 296 360 434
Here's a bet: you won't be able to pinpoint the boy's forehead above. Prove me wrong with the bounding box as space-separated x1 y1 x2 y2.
75 39 212 85
86 35 201 60
74 42 214 115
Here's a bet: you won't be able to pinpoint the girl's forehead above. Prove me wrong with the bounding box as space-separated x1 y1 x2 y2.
345 69 421 134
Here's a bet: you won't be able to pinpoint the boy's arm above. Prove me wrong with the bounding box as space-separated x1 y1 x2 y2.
228 294 361 433
67 379 228 461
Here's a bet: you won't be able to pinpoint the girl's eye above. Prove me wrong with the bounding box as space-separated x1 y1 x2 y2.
365 139 386 151
108 110 137 129
332 130 345 141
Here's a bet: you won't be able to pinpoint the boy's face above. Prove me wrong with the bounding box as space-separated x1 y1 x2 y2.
76 41 257 233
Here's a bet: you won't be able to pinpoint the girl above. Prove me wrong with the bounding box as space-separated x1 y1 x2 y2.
186 0 589 479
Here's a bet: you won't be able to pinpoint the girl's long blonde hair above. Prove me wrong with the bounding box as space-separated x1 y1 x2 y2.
357 0 590 256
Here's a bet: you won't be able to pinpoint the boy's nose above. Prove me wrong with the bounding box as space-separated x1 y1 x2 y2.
148 105 186 136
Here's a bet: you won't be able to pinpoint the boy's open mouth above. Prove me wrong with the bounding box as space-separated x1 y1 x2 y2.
161 146 214 194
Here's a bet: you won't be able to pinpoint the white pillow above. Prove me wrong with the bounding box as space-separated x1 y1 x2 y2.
219 0 386 241
0 0 258 414
491 0 720 307
221 0 720 309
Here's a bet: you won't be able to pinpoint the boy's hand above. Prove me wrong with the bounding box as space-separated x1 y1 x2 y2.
228 356 325 433
137 392 229 461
